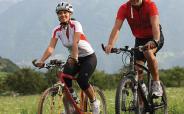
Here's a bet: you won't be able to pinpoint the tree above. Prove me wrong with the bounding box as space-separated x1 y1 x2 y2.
169 66 184 87
4 68 47 95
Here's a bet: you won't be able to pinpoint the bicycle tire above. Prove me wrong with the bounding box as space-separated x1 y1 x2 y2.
37 86 65 114
115 76 142 114
151 81 168 114
83 86 107 114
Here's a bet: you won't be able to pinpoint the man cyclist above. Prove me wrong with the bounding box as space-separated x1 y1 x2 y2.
105 0 164 97
34 2 100 114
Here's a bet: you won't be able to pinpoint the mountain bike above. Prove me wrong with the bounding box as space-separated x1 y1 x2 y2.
102 44 167 114
32 59 107 114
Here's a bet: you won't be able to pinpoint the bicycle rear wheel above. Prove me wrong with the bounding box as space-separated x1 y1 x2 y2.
151 81 168 114
115 76 142 114
37 86 65 114
82 86 107 114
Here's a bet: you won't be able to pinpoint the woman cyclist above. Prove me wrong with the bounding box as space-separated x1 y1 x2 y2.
34 2 100 114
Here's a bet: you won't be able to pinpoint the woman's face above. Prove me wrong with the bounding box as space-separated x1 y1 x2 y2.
57 10 71 23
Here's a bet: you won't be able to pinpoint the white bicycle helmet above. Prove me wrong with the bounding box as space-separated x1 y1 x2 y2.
56 2 74 14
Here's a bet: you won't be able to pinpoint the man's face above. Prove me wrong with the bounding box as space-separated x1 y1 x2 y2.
129 0 142 6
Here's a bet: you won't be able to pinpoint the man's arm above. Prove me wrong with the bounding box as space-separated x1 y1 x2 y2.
150 15 160 42
105 19 123 54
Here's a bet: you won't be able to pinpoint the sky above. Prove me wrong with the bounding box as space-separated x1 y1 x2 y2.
0 0 184 73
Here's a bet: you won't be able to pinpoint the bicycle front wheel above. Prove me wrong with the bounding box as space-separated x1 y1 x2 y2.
37 87 65 114
115 76 142 114
83 86 107 114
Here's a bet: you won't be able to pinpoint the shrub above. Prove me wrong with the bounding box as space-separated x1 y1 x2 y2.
4 68 47 95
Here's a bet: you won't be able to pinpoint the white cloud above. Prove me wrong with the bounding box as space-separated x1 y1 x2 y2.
158 51 175 60
157 51 184 69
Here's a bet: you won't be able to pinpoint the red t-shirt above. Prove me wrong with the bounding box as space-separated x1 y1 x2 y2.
116 0 159 38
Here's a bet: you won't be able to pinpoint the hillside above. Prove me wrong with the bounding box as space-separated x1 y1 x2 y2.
0 57 20 72
0 0 184 73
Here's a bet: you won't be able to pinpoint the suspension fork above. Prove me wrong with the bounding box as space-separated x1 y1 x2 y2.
132 71 139 107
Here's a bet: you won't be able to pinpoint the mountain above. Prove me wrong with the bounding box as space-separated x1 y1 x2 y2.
0 0 184 73
0 56 20 72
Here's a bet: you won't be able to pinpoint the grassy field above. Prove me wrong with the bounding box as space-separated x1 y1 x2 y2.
0 87 184 114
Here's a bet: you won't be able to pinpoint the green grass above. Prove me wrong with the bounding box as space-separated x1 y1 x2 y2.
0 95 39 114
0 88 184 114
166 88 184 114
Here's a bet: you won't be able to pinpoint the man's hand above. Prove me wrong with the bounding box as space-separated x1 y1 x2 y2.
144 40 158 50
105 44 113 54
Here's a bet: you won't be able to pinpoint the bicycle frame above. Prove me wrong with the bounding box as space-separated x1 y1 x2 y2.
124 49 154 112
135 63 153 110
120 48 164 113
57 71 87 114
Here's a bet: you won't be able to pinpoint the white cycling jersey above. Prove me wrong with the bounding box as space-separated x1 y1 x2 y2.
52 20 94 57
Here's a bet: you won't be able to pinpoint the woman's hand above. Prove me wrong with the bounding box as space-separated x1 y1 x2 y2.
32 59 45 68
35 62 45 68
67 57 78 67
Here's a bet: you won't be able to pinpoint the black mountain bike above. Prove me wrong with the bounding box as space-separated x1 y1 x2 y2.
102 44 168 114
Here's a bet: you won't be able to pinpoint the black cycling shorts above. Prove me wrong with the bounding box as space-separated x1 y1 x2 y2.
63 53 97 90
134 26 164 61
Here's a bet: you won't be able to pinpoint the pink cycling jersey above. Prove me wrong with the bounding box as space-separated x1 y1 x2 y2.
116 0 159 38
52 20 94 57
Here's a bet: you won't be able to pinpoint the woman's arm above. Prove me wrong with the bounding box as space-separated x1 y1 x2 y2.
71 32 80 60
39 38 58 63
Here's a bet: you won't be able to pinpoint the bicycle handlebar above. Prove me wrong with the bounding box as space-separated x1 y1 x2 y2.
32 59 65 69
101 43 146 54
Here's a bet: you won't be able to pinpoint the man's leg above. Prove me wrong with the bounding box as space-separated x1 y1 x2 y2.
143 49 163 97
135 60 145 80
143 49 159 81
